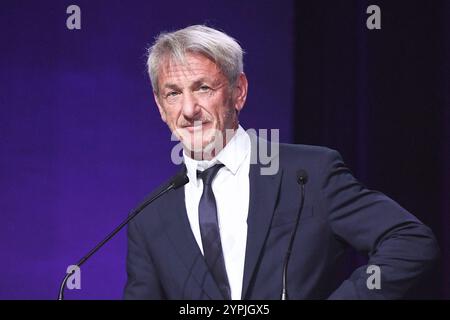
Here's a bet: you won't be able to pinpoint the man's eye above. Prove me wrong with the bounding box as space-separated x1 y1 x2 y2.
198 85 211 92
166 91 179 98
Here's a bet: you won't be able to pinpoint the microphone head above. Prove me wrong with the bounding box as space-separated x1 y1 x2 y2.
296 169 308 185
171 173 189 189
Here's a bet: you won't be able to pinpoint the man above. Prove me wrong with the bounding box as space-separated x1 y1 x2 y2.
124 25 439 299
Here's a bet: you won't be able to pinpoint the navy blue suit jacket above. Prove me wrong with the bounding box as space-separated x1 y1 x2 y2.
124 139 439 299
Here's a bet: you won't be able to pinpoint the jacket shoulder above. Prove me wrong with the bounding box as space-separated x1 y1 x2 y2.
278 143 339 162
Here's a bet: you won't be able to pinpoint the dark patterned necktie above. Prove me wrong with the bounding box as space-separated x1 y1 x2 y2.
197 163 231 300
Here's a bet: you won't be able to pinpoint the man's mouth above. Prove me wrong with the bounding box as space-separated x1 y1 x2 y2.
182 122 211 133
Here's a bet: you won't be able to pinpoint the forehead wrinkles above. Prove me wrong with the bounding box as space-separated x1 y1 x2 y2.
159 54 222 85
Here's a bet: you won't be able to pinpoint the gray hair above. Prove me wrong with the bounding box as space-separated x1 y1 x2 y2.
147 25 244 94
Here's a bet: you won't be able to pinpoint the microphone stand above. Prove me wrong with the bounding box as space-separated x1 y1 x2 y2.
58 174 188 300
281 171 308 300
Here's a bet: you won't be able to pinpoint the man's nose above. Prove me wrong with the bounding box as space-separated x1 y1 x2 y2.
181 92 201 120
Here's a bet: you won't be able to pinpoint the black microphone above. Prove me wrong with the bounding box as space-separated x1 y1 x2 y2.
281 169 308 300
57 172 189 300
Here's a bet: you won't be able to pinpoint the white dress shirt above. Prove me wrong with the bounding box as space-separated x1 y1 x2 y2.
183 125 251 300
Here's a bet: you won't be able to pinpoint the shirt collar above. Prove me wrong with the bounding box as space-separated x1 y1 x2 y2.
183 125 250 187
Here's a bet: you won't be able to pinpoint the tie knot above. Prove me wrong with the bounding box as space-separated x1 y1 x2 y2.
197 163 224 186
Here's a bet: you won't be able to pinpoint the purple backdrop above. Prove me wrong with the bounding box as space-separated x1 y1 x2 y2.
0 1 294 299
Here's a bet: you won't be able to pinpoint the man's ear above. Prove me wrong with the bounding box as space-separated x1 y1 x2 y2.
233 73 248 113
153 91 167 123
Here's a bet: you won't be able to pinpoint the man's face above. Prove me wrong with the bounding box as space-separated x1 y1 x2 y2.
154 52 247 159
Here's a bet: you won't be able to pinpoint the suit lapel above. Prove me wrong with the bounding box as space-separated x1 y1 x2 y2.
241 136 283 299
158 170 224 300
